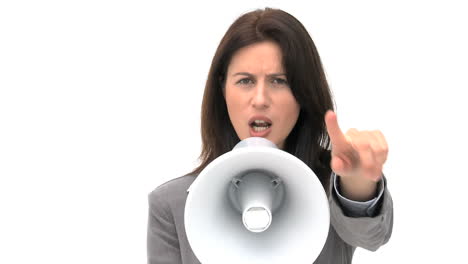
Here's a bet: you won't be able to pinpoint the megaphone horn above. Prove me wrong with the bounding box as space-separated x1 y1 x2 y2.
185 137 329 264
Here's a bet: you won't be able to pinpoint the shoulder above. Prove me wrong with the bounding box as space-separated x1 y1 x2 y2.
148 174 198 209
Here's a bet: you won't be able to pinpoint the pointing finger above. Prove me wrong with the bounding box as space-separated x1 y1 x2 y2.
325 110 347 147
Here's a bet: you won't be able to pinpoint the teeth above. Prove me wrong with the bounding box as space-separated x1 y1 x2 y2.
251 119 271 132
253 126 269 132
254 120 267 125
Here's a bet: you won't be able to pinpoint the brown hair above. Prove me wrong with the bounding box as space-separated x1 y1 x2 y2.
190 8 335 189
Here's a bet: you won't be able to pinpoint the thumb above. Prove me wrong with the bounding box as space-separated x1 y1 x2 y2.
331 156 347 176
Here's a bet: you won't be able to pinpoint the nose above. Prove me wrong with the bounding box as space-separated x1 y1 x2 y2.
251 81 270 109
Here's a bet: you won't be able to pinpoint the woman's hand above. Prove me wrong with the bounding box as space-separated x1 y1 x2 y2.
324 110 389 201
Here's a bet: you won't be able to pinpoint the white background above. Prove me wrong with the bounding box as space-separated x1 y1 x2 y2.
1 0 467 263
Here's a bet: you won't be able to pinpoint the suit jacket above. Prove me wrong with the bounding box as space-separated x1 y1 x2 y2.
147 173 393 264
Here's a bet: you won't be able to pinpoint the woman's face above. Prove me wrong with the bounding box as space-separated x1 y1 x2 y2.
224 41 300 149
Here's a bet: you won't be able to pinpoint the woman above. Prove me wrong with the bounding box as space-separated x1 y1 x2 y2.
148 8 393 264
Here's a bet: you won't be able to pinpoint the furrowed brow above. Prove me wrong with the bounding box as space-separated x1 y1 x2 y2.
232 72 286 77
232 72 254 77
268 73 287 77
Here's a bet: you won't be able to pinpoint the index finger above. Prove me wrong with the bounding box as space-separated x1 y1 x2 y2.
324 110 347 146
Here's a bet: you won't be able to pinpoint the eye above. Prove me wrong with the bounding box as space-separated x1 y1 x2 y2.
272 78 288 85
237 78 254 85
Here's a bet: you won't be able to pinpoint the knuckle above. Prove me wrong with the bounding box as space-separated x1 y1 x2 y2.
362 163 375 171
355 141 370 150
374 146 386 154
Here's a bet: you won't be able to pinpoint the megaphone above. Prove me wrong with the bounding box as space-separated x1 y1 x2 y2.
185 137 330 264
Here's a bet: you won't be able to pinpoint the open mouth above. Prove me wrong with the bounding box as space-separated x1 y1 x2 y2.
249 120 272 132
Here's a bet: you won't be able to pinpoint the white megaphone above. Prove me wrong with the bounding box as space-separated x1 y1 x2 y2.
185 137 330 264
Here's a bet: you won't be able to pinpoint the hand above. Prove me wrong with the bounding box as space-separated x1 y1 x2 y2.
324 110 388 200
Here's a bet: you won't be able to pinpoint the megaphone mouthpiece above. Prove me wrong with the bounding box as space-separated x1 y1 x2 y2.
229 171 283 233
243 206 272 232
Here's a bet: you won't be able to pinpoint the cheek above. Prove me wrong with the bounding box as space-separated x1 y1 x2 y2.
287 109 299 129
280 99 300 133
291 103 300 121
225 90 246 130
283 97 300 120
225 85 239 108
226 94 241 118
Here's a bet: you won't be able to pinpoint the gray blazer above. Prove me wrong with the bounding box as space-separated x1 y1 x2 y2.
147 174 393 264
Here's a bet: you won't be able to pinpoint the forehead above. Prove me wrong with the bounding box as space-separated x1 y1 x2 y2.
227 41 284 74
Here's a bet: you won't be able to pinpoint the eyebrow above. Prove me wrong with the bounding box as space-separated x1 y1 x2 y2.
232 72 287 77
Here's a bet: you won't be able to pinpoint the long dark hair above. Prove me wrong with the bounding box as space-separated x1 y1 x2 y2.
190 8 335 189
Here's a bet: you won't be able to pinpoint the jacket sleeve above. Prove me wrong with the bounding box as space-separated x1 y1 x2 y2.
147 188 183 264
333 172 385 217
329 176 393 251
